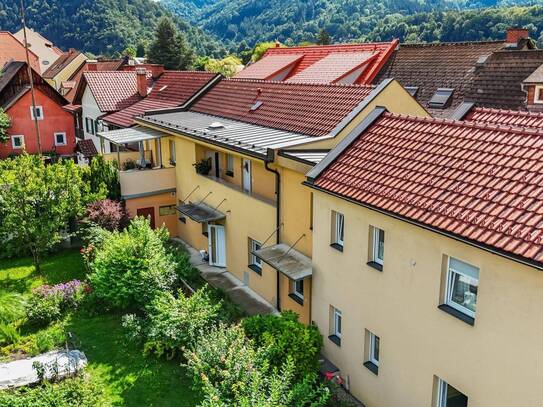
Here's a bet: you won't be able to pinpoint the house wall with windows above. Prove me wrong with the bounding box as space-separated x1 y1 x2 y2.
0 88 76 158
81 87 111 153
310 189 543 407
45 53 87 90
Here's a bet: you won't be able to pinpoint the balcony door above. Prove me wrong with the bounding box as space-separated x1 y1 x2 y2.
242 159 252 193
208 224 226 267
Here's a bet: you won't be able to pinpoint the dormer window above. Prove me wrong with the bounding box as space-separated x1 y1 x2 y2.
428 88 454 109
405 86 419 97
534 86 543 104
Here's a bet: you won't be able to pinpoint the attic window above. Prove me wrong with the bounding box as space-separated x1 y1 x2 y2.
405 86 419 97
250 101 263 111
428 88 454 109
208 122 225 130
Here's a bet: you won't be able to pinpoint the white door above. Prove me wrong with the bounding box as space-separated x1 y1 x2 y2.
242 159 252 193
208 224 226 267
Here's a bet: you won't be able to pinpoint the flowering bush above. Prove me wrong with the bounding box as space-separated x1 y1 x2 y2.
84 199 129 232
26 280 88 327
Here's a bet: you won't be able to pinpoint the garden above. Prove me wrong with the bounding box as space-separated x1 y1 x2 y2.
0 154 344 406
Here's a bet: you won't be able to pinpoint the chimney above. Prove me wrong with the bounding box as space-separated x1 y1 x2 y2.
136 67 147 97
506 27 529 45
86 60 98 71
275 41 281 48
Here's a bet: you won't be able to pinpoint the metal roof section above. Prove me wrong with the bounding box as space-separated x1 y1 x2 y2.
97 126 162 145
280 150 329 165
139 111 327 157
177 202 226 223
253 243 313 281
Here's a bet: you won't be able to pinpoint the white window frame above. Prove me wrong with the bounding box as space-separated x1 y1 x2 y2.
445 257 479 318
249 238 262 270
293 279 304 300
333 307 342 338
436 378 468 407
30 105 43 120
371 226 385 265
54 132 67 146
11 135 24 149
368 332 379 366
332 211 344 247
535 86 543 104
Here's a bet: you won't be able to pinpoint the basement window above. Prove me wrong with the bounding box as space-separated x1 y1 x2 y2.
428 88 454 109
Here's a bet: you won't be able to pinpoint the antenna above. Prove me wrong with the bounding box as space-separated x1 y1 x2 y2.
20 0 42 155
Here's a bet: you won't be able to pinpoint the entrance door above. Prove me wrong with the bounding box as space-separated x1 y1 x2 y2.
137 207 156 229
208 224 226 267
242 159 252 193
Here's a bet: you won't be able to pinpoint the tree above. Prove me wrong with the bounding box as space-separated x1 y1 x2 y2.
0 108 10 144
147 17 194 70
136 42 146 58
80 155 120 200
0 155 88 272
123 46 137 58
251 42 278 63
205 56 242 77
316 29 331 45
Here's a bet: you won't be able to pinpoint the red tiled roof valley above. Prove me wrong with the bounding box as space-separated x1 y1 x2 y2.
313 111 543 265
191 78 375 137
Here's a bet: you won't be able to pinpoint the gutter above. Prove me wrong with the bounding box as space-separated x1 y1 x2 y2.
264 148 282 311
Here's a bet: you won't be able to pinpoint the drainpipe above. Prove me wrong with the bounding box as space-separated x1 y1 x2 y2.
264 148 281 311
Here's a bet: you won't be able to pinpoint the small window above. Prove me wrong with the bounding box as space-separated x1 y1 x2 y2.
54 132 67 146
534 86 543 104
248 238 262 274
289 279 304 305
30 105 43 120
11 135 24 149
169 139 176 165
428 88 454 109
329 306 342 346
85 117 90 133
331 210 344 251
436 378 468 407
159 205 176 216
444 257 479 319
226 154 234 177
368 226 385 270
364 330 380 374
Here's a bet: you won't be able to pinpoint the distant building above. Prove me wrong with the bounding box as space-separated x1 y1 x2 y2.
42 49 87 91
0 61 76 159
13 28 63 74
0 31 41 73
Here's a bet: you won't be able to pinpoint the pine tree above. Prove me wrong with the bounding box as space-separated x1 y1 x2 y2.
316 29 332 45
147 17 194 70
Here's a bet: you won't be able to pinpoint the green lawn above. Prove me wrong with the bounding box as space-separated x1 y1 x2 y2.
0 250 200 406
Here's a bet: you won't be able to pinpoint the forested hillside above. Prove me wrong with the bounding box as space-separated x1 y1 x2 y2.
0 0 225 57
163 0 542 47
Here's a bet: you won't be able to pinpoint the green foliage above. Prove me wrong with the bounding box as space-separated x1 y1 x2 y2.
205 55 242 77
0 375 104 407
142 288 222 358
88 217 177 310
251 41 278 62
0 290 26 324
242 311 323 379
123 46 137 57
0 108 10 144
194 55 211 70
0 323 20 346
317 29 332 45
0 155 88 272
147 17 195 70
80 155 120 200
26 291 64 327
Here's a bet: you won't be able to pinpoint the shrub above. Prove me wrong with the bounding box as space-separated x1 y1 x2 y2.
88 217 177 310
0 323 20 346
84 199 129 232
0 290 26 323
242 311 323 379
0 322 66 357
0 375 104 407
143 288 222 358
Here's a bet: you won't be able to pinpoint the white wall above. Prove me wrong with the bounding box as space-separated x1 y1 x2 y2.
81 87 111 154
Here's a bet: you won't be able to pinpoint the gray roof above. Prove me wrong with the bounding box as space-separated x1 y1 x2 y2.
253 243 312 280
138 111 326 157
281 150 329 165
97 126 162 144
177 202 225 223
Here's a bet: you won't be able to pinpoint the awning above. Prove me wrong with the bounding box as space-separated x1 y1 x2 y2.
97 127 162 145
253 243 312 280
177 202 225 223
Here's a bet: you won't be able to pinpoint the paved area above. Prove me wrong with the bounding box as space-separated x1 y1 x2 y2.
172 238 278 316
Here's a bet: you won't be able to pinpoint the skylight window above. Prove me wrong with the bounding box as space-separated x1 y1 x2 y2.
208 122 225 130
428 88 454 109
159 85 168 92
405 86 419 97
250 100 263 111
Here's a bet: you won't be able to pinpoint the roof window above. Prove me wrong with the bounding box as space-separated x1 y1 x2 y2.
250 100 263 111
208 122 225 130
159 85 168 92
405 86 419 97
428 88 454 109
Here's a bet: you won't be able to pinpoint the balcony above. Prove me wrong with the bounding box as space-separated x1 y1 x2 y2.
120 167 176 199
198 173 276 207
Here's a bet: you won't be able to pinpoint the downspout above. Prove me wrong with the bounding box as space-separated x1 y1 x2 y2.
264 148 281 311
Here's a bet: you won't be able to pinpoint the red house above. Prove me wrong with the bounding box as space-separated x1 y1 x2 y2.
0 61 76 159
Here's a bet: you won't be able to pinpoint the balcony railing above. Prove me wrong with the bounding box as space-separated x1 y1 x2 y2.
198 173 276 207
120 166 176 198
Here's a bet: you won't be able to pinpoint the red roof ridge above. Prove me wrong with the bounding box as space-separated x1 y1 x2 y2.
399 40 505 48
385 111 543 136
472 106 543 118
266 41 397 51
226 77 374 89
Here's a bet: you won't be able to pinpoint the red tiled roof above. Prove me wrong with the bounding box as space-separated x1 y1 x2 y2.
235 54 304 80
236 41 398 85
312 111 543 266
76 139 98 157
103 71 216 127
0 32 40 73
64 60 126 102
466 107 543 130
190 78 375 137
83 71 144 112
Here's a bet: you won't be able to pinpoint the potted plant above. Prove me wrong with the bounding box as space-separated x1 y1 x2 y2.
193 158 212 175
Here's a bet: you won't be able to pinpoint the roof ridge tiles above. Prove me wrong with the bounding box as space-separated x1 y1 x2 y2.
400 40 505 47
473 106 543 118
226 77 374 89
